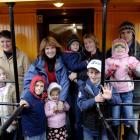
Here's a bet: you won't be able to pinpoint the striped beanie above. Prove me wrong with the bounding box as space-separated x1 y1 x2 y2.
119 21 135 35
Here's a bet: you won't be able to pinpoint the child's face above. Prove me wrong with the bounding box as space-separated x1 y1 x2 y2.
84 38 96 54
70 41 79 52
87 68 101 85
34 81 44 95
114 45 126 55
0 69 6 81
50 89 59 101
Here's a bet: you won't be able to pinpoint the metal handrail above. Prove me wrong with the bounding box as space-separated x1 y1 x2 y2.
105 80 140 82
0 102 19 106
0 104 24 136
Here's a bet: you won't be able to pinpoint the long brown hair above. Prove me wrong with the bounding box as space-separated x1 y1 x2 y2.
39 36 63 58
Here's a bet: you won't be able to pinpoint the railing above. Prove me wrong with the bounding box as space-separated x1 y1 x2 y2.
0 102 139 140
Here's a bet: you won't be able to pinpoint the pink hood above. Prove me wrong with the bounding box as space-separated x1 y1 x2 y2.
112 38 129 59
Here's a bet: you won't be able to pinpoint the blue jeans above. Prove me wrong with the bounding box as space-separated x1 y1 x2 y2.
25 132 46 140
83 127 108 140
112 91 134 126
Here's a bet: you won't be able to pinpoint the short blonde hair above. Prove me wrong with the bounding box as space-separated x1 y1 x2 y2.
39 36 63 57
83 33 99 48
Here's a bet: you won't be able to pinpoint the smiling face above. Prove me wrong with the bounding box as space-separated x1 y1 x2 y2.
34 81 45 96
113 45 126 55
50 88 59 101
0 37 13 53
84 38 97 54
45 45 56 59
87 68 101 85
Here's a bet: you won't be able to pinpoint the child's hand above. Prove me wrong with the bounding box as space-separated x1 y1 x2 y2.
128 64 136 70
107 64 118 76
20 100 29 107
101 83 112 100
128 64 135 77
53 106 58 113
95 93 105 103
57 101 64 112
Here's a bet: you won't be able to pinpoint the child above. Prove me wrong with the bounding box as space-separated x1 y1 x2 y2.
62 34 87 73
20 75 48 140
77 59 121 140
0 66 17 140
105 38 140 138
44 82 70 140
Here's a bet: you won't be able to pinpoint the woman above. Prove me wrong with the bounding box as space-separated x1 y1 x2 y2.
23 36 69 110
0 30 30 93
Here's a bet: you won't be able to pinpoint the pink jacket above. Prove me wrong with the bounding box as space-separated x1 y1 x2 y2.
105 43 140 93
44 100 70 128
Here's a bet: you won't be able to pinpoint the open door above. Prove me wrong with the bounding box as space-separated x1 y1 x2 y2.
37 9 94 48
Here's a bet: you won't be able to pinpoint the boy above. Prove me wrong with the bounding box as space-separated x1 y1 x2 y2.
20 75 48 140
77 59 121 140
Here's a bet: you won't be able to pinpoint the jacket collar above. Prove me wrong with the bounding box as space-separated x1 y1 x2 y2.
0 48 20 59
84 79 101 97
35 56 64 71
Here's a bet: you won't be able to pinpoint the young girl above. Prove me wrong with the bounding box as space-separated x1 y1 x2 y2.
20 75 47 140
105 38 140 138
0 66 16 140
44 82 70 140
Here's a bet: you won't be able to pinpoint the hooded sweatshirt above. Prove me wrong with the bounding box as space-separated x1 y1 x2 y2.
21 75 47 137
105 39 140 93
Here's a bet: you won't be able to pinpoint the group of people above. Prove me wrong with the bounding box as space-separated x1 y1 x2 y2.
0 20 140 140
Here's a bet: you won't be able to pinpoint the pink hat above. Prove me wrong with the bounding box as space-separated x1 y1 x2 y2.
112 38 128 49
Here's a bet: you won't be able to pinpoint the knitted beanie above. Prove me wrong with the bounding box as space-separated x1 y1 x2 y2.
119 21 135 35
67 34 80 48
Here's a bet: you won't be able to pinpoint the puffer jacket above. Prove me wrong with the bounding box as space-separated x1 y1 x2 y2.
105 43 140 93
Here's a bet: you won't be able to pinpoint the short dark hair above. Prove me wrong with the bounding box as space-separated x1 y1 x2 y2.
0 30 11 39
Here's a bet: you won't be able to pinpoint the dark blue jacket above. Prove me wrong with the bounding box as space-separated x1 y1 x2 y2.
21 92 46 137
61 51 87 72
77 79 121 131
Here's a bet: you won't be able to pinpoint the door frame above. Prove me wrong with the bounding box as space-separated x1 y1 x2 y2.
37 9 94 46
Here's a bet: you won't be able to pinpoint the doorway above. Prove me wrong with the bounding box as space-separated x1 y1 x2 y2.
37 9 94 49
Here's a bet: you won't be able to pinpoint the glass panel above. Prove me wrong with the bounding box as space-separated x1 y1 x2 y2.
49 23 83 49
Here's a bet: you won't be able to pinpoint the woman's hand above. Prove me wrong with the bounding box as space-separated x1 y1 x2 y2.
68 72 77 81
